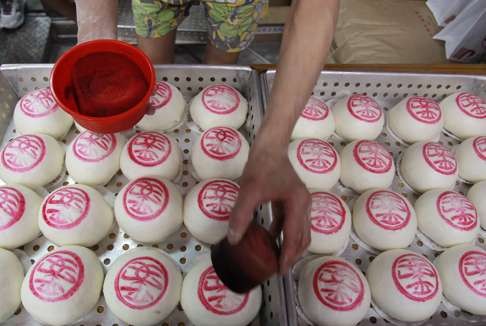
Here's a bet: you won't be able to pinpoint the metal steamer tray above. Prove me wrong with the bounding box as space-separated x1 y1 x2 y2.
0 64 286 326
261 70 486 326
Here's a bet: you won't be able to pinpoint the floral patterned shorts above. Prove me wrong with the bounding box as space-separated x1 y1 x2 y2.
132 0 268 53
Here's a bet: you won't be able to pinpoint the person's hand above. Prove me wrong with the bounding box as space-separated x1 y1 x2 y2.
227 139 311 273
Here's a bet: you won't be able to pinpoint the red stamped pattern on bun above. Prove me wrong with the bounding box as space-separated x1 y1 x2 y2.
422 142 457 175
73 132 117 162
455 92 486 119
201 127 242 160
406 96 441 124
310 192 346 234
128 132 171 167
347 94 382 122
301 97 329 121
473 136 486 161
19 88 59 118
459 250 486 298
297 139 337 174
0 186 25 231
312 260 365 311
42 186 90 229
392 253 439 302
198 266 249 315
123 178 169 221
1 134 46 172
148 81 172 113
198 180 239 221
29 250 84 302
436 191 477 231
115 256 169 309
353 140 392 173
366 190 411 231
202 84 240 115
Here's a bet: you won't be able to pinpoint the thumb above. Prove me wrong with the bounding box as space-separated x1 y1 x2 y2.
227 185 261 245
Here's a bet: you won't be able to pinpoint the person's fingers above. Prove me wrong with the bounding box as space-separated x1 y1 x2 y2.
227 181 262 245
279 188 311 273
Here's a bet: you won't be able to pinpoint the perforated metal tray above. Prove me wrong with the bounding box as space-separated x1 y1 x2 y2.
261 70 486 326
0 64 287 326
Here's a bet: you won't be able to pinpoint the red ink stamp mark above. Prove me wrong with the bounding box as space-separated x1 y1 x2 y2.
19 88 58 118
297 139 337 174
0 187 25 231
459 250 486 298
1 134 46 172
312 260 364 311
366 190 411 231
310 192 346 234
128 132 171 167
123 177 169 221
456 92 486 119
392 253 439 302
201 127 242 160
437 191 477 231
347 94 382 122
423 142 457 175
202 84 240 115
198 180 239 221
198 266 249 315
406 96 441 124
29 250 84 302
148 81 172 114
353 140 392 174
115 256 168 309
42 186 90 230
473 136 486 161
73 132 117 162
301 97 329 121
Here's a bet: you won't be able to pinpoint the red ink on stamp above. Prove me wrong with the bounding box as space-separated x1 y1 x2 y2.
459 250 486 298
406 96 441 124
198 180 239 221
1 134 46 172
310 192 346 235
353 140 392 173
20 88 58 118
128 132 171 167
201 127 242 160
392 253 439 302
347 95 382 122
115 256 168 309
42 186 90 230
436 191 477 231
123 177 169 221
73 132 117 162
366 190 411 231
198 266 249 315
0 186 25 231
312 260 364 311
422 142 457 175
455 92 486 119
297 139 337 174
29 250 84 302
202 84 240 115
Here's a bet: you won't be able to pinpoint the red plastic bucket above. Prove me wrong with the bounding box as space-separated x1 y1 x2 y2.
51 39 155 133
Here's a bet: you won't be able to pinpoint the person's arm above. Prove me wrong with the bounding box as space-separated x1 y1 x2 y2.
228 0 339 273
74 0 118 43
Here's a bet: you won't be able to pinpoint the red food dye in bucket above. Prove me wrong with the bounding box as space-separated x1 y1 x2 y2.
71 52 148 117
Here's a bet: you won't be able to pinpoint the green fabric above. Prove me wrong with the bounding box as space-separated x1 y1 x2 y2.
132 0 268 52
